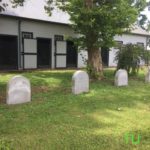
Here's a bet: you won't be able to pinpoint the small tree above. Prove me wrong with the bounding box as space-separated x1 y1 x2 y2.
115 43 150 75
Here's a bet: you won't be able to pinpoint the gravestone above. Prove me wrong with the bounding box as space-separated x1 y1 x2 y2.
6 75 31 105
145 68 150 83
115 69 128 86
72 70 89 94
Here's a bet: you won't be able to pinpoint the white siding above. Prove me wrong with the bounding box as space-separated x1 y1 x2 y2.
147 46 150 50
56 56 66 68
108 34 147 67
24 55 37 69
23 39 37 69
109 48 118 67
24 39 37 53
56 41 67 68
78 50 87 68
56 41 66 53
0 18 18 35
114 34 147 46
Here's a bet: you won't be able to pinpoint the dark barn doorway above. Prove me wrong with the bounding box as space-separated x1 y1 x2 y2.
101 47 109 66
0 35 18 70
37 38 51 68
67 41 77 68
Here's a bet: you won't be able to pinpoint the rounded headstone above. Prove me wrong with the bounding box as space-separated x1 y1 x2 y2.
115 69 128 86
145 68 150 83
6 75 31 105
72 70 89 94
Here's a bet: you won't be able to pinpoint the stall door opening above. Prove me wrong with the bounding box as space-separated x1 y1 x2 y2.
67 41 77 68
0 35 18 70
37 38 51 68
101 47 109 66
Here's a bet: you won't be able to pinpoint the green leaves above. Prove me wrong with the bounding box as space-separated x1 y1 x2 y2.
11 0 24 8
0 0 8 11
63 0 143 49
115 43 149 75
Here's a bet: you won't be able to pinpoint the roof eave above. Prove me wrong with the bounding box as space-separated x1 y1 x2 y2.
0 14 71 26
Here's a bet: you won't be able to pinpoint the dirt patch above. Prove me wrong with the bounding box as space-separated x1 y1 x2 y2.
32 86 50 93
0 92 6 104
32 85 71 95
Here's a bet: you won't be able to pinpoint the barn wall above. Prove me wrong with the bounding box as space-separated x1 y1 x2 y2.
0 17 86 69
21 20 74 68
0 17 148 69
109 34 147 67
0 18 18 35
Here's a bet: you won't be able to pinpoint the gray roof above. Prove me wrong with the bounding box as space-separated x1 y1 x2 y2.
1 0 150 36
130 25 150 36
1 0 70 24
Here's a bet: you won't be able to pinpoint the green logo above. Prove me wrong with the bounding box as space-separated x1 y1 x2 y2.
125 133 141 145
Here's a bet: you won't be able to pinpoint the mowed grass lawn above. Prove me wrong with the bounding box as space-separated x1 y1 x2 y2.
0 69 150 150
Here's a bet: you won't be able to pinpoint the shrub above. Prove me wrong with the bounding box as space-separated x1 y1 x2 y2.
115 43 150 75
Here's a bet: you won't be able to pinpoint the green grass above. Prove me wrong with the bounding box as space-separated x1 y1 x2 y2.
0 69 150 150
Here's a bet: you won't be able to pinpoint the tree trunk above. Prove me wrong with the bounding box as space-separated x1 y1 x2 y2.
87 48 103 80
85 0 103 80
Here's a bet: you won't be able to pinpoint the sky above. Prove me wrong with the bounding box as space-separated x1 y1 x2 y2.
145 0 150 20
142 6 150 20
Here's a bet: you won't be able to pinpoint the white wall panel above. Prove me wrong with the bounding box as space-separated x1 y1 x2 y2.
24 55 37 69
114 34 147 47
108 48 118 67
56 41 66 54
24 39 37 53
56 56 66 68
0 18 18 35
78 50 87 68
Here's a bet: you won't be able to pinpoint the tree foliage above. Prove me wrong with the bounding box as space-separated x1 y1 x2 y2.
0 0 8 12
115 43 150 75
138 0 150 30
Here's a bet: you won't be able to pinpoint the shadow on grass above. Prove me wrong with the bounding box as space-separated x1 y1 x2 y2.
0 69 150 109
0 70 150 149
0 70 73 103
0 123 149 150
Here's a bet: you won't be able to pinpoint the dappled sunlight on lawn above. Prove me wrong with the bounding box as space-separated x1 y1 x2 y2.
89 107 149 136
0 69 150 149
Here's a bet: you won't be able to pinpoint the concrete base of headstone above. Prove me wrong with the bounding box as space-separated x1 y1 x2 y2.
115 69 128 86
6 75 31 105
72 70 89 94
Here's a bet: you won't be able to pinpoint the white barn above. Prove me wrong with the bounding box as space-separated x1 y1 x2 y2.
0 1 150 70
109 28 150 67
